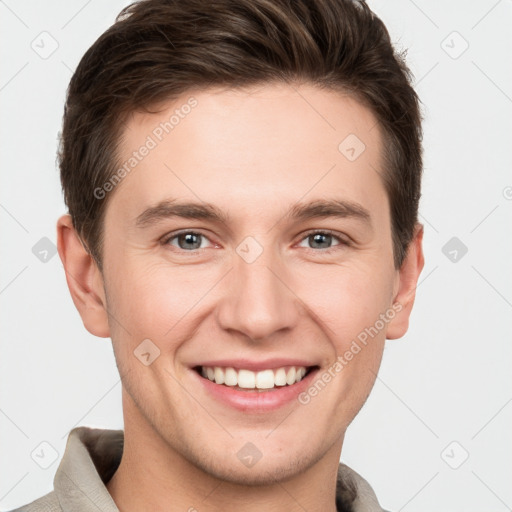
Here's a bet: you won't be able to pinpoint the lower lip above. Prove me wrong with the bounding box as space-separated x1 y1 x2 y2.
191 367 319 413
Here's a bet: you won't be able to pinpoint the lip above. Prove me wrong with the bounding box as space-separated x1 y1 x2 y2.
189 364 320 413
193 358 317 372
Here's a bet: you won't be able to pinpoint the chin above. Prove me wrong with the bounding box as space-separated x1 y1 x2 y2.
202 452 317 486
176 434 329 487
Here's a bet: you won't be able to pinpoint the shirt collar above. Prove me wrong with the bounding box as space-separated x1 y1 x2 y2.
54 427 385 512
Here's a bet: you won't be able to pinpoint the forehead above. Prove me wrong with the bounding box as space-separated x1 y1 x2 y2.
110 83 386 225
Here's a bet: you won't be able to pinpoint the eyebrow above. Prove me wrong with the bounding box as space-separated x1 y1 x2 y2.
135 200 230 228
134 198 371 229
286 198 371 225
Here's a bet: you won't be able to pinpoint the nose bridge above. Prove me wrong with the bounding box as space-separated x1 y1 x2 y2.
216 241 300 341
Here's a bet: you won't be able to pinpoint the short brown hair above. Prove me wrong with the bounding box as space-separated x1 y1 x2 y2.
59 0 422 270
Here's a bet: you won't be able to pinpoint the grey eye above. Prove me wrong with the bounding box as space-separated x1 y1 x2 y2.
308 232 333 249
298 232 344 250
169 232 207 250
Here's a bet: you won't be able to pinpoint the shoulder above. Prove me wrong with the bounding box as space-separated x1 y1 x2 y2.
7 491 61 512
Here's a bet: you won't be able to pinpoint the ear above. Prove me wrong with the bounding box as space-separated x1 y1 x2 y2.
56 214 110 338
386 224 425 340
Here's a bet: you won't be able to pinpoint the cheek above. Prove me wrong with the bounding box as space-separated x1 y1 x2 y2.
296 261 394 344
106 245 395 357
106 257 218 345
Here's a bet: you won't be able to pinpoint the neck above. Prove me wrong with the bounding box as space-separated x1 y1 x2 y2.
107 400 343 512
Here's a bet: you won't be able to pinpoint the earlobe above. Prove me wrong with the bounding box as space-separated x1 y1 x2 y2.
386 224 425 340
56 214 111 338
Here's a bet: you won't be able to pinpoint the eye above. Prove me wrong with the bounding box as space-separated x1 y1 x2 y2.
161 229 349 254
163 231 214 251
297 230 348 252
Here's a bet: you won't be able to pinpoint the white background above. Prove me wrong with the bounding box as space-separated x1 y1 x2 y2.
1 1 511 510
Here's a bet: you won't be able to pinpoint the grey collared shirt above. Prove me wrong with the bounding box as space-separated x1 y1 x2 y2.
10 427 388 512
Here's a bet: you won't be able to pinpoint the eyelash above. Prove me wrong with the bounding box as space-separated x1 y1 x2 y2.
161 229 351 254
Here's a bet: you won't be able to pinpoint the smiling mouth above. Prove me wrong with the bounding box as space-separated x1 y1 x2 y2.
193 365 318 392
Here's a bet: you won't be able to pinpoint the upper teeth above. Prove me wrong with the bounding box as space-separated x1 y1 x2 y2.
200 366 308 389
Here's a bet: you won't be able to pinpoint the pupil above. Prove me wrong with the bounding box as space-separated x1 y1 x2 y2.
179 233 201 250
311 233 330 249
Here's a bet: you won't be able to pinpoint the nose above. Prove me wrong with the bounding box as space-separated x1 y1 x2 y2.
215 245 301 342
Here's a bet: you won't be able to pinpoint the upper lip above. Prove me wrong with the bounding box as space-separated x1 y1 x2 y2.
192 358 318 372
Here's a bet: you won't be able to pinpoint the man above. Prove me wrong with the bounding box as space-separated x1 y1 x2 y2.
12 0 424 510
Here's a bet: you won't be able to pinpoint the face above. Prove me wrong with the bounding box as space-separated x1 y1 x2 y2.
73 83 419 484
